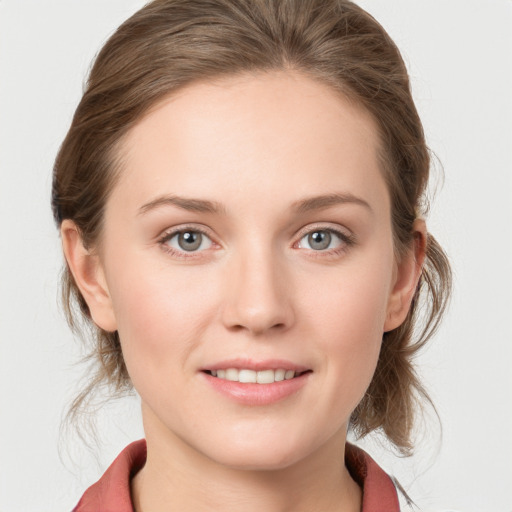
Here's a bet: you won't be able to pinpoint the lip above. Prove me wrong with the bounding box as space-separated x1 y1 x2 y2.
200 359 312 406
201 358 310 373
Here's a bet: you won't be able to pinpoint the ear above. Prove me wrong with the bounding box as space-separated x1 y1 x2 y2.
384 219 427 332
61 219 117 332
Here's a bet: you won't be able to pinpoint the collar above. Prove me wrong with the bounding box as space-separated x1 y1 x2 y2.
73 439 399 511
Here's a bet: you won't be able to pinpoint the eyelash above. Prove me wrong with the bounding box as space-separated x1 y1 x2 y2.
157 225 356 260
294 226 356 258
158 225 214 259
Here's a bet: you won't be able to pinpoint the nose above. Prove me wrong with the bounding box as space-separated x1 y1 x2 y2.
221 246 295 336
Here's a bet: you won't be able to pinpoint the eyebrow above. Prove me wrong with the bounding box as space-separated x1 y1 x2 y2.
291 193 373 214
138 192 372 216
138 194 226 215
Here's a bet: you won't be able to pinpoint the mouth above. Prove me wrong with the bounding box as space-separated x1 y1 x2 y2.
201 361 312 404
202 368 312 384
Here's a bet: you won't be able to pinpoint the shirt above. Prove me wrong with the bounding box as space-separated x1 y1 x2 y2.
73 439 400 511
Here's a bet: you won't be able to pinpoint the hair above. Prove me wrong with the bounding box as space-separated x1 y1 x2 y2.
52 0 451 455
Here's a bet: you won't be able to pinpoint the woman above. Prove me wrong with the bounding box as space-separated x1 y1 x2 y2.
52 0 451 510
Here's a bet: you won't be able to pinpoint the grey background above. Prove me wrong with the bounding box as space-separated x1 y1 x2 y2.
1 0 511 510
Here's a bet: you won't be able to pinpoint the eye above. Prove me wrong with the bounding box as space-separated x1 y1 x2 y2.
163 229 213 253
297 229 349 251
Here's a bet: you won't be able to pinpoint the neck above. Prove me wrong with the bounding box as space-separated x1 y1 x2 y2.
132 415 361 512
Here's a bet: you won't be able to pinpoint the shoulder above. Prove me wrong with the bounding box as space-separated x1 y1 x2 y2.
73 440 399 512
345 442 401 512
72 439 146 512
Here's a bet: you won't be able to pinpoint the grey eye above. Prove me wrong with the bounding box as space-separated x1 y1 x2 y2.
166 230 212 252
307 231 331 250
298 229 345 251
178 231 202 251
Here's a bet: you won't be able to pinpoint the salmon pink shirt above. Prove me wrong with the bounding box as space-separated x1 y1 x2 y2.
73 440 400 511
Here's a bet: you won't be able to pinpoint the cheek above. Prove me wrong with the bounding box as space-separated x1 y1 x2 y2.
303 252 393 343
104 253 217 382
301 248 395 399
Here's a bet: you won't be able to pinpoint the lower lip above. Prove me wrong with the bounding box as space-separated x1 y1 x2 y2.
201 371 311 405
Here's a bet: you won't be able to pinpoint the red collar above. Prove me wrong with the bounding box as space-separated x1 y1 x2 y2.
73 439 399 511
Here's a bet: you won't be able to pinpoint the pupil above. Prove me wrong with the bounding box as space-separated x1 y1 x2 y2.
309 231 331 250
178 231 202 251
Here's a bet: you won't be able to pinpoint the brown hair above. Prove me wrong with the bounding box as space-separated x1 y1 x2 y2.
52 0 451 454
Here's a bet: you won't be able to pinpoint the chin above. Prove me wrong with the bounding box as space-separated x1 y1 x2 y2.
200 432 318 472
213 449 303 472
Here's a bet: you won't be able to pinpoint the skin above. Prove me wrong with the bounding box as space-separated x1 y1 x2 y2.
62 70 426 511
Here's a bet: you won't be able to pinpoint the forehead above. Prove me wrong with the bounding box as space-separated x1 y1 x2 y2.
112 70 388 216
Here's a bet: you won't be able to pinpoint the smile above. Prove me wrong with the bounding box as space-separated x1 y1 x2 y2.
205 368 309 384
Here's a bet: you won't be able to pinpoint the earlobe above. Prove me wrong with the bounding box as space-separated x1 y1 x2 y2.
384 219 427 332
60 220 118 332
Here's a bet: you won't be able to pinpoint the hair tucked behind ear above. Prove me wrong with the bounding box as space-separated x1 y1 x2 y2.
350 234 451 453
53 0 452 454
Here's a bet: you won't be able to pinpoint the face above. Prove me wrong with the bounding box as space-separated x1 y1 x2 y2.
81 71 411 470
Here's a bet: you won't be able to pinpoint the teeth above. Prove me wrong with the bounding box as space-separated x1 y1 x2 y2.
274 369 285 381
256 369 274 384
226 368 239 381
209 368 300 384
239 369 257 383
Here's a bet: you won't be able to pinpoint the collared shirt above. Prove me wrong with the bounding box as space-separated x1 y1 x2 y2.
73 439 400 511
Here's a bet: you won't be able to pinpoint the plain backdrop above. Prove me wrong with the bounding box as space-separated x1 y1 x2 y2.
1 1 511 511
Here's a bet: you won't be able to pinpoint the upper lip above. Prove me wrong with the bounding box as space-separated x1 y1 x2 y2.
201 358 310 372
